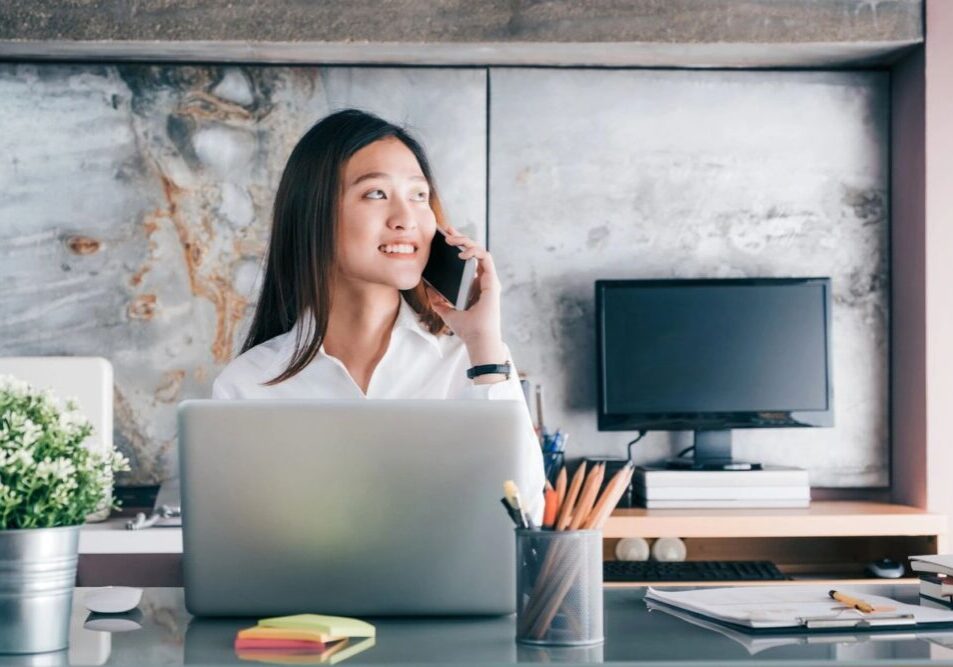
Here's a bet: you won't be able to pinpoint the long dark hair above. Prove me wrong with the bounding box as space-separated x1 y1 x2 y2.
241 109 449 385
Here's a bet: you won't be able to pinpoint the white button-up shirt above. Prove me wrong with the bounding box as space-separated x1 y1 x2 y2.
212 297 545 521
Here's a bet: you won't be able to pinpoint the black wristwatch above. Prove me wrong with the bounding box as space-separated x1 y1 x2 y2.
466 361 513 380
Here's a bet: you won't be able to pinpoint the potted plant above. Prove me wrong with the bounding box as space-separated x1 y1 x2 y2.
0 374 128 654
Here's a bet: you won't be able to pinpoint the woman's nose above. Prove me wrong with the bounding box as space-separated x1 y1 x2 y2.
387 199 417 230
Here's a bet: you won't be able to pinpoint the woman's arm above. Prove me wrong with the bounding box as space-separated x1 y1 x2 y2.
428 229 546 522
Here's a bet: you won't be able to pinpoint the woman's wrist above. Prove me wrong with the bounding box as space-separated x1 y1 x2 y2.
465 336 509 384
465 336 507 366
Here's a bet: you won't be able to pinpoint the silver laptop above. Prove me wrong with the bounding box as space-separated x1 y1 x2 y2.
178 399 532 617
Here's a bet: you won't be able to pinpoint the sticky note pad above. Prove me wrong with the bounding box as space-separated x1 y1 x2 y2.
259 614 376 638
237 626 341 644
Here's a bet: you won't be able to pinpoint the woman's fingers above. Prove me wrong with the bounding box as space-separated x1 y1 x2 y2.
477 249 502 292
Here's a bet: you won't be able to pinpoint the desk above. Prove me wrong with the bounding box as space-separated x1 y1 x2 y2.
43 585 953 666
76 502 948 587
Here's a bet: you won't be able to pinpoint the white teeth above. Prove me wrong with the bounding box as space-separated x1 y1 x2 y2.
379 244 415 254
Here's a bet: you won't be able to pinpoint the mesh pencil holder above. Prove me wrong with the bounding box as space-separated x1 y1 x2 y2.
515 529 604 646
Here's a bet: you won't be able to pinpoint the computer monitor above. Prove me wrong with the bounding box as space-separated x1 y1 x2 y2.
596 278 833 470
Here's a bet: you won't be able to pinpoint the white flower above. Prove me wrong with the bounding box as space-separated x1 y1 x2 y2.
21 418 42 448
35 457 76 482
0 375 31 397
57 409 87 432
10 448 34 470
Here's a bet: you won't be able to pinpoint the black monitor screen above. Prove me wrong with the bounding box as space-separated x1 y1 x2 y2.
598 279 831 427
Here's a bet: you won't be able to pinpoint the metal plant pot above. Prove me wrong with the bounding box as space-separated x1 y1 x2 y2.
0 525 79 654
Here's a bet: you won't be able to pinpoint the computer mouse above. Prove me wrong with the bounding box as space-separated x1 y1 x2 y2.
84 609 144 633
866 558 905 579
83 586 143 614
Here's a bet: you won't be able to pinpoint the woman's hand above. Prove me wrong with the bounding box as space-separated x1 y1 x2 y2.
424 227 508 370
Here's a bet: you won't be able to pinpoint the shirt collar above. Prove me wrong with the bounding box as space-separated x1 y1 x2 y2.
283 297 443 359
394 296 444 357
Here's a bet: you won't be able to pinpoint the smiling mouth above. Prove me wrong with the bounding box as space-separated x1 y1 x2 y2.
378 243 418 255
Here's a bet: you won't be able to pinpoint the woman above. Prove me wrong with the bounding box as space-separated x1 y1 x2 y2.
212 109 544 519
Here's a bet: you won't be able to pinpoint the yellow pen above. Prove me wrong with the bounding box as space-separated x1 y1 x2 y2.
829 589 875 613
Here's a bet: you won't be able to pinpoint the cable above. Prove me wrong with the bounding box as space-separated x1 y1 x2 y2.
675 445 695 459
626 430 647 461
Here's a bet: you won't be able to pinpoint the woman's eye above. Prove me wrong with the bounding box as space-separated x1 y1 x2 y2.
413 191 430 202
364 189 386 200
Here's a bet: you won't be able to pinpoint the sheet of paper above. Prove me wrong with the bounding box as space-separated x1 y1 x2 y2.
645 586 953 629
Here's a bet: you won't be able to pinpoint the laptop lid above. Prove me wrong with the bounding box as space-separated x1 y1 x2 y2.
179 399 531 617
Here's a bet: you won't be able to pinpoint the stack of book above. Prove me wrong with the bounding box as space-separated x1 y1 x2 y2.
911 554 953 610
235 613 376 665
634 465 810 508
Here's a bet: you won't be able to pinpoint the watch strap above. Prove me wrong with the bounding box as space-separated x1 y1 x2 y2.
466 362 513 380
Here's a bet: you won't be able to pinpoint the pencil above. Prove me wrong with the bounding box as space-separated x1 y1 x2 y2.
568 463 604 530
584 461 634 529
555 462 587 531
554 466 567 511
542 488 558 528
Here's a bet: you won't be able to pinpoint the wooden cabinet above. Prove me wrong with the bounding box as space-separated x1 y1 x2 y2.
604 501 947 582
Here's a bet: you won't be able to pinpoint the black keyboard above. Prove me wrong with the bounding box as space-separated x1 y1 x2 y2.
604 560 788 582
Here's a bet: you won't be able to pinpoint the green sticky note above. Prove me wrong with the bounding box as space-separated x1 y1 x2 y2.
259 614 376 638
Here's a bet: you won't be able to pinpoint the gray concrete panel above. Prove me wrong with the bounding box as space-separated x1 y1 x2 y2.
0 1 922 44
0 64 486 483
490 68 889 487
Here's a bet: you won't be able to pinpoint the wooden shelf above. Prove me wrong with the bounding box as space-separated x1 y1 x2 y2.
604 501 947 539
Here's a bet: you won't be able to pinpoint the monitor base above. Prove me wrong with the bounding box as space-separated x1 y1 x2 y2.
664 457 763 471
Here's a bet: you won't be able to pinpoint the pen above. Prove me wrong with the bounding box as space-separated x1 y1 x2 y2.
829 590 875 613
504 480 537 530
500 497 524 528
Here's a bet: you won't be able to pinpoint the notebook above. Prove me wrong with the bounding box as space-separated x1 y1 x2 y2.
645 586 953 632
645 598 953 655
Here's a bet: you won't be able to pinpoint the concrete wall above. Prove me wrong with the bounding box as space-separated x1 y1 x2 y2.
491 69 889 487
0 64 486 482
0 1 922 44
0 63 889 487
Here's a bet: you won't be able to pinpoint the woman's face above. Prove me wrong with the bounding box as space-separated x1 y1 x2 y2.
335 137 437 292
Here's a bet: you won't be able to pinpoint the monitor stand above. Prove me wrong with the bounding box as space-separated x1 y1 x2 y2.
665 430 763 471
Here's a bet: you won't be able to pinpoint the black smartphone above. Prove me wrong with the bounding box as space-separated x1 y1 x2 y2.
422 229 478 310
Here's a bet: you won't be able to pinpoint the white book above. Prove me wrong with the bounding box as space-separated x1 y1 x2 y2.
920 594 953 611
638 497 810 509
910 554 953 577
920 575 953 600
635 484 810 501
636 465 809 488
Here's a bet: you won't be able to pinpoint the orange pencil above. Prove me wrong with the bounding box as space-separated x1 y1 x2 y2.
554 466 567 512
542 488 558 528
